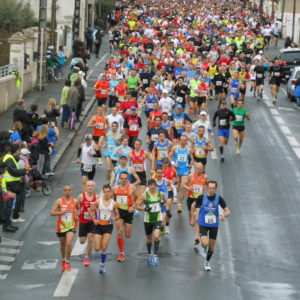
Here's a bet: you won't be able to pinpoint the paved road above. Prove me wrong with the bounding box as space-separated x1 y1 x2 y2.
1 75 300 299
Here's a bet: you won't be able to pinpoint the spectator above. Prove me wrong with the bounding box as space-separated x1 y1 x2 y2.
56 45 66 74
294 78 300 109
70 66 80 86
60 79 71 128
28 104 44 132
1 144 31 232
72 36 84 57
37 124 50 176
85 25 95 52
44 98 60 126
0 131 11 157
67 80 80 123
28 131 40 166
75 79 85 120
13 99 32 142
94 27 103 58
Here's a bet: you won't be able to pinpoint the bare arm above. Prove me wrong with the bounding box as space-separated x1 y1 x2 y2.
87 116 95 128
50 199 63 216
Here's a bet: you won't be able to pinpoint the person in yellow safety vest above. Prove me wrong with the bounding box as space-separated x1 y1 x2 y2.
1 144 31 232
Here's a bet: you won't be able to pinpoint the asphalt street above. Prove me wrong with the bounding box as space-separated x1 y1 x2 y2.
1 61 300 299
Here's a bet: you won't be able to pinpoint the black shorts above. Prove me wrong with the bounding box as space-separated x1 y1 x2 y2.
136 171 147 186
223 87 228 95
270 78 281 86
128 135 138 148
79 222 95 237
193 157 207 165
97 97 107 106
130 91 138 98
167 190 174 199
239 87 246 95
93 224 113 235
144 221 162 235
215 87 223 95
232 125 245 132
199 226 218 240
145 110 151 118
197 96 206 106
56 228 76 238
173 128 183 139
187 197 197 211
255 78 264 86
118 208 134 224
80 165 96 179
264 36 271 41
190 96 197 103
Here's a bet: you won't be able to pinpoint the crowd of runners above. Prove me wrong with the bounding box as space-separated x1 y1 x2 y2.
51 0 283 273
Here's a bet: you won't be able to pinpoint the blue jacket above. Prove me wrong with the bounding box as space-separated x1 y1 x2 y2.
295 85 300 98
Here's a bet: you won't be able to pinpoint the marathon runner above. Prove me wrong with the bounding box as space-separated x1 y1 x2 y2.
51 184 80 271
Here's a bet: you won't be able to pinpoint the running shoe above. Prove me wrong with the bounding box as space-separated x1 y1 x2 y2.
99 264 106 273
236 149 240 155
61 261 66 271
147 254 153 265
273 98 276 104
204 261 211 271
83 257 91 266
165 225 170 234
220 155 225 162
201 246 208 258
177 203 182 213
153 255 159 266
194 237 200 246
117 253 125 262
134 210 140 216
160 226 165 236
64 262 72 271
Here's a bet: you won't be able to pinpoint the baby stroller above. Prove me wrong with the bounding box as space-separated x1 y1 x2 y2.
25 168 53 198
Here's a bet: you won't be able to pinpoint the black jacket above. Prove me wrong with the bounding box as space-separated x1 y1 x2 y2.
38 137 50 155
13 107 32 139
44 108 60 125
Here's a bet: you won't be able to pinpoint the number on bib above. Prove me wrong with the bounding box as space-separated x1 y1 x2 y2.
133 164 143 171
216 81 222 86
101 89 107 94
205 213 217 224
61 213 72 223
83 164 93 172
220 119 226 126
130 124 138 131
176 96 183 103
96 123 104 130
195 148 205 156
117 195 128 205
151 134 158 141
100 210 111 221
149 202 160 212
235 115 243 122
84 211 91 220
178 154 187 162
193 185 203 194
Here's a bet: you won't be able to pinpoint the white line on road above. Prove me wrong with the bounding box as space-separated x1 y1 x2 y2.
0 264 11 271
270 108 279 115
0 239 23 247
0 274 7 280
280 125 292 135
293 148 300 159
287 136 299 147
95 53 108 67
274 116 285 125
280 88 287 96
53 269 79 297
71 238 85 257
0 255 15 262
0 248 20 255
86 70 94 80
278 107 294 112
265 100 273 107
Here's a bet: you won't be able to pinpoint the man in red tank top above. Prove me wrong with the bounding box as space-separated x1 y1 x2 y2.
51 185 80 271
123 106 142 148
77 180 100 267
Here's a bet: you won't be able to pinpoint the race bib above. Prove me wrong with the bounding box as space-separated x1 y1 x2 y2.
100 210 111 221
149 202 161 212
151 134 158 141
193 185 203 194
147 48 152 53
205 213 216 224
231 88 238 93
83 164 93 172
175 119 183 127
61 212 72 223
223 83 228 88
162 105 170 111
246 53 251 58
257 73 263 78
274 72 280 77
159 150 167 158
147 103 154 109
108 145 116 152
178 154 187 162
117 195 128 205
235 115 243 122
101 89 107 94
143 79 149 84
84 211 91 220
96 123 104 129
176 96 183 103
220 119 226 126
133 164 143 171
216 81 222 86
130 124 138 131
195 148 205 156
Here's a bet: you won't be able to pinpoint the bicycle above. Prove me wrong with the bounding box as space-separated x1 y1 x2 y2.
25 169 53 198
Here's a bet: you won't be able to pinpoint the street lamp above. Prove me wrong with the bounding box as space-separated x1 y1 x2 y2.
291 0 296 42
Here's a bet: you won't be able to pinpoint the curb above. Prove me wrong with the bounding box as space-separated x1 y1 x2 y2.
51 96 96 170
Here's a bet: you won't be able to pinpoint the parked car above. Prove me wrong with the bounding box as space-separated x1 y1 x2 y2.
287 66 300 101
275 48 300 80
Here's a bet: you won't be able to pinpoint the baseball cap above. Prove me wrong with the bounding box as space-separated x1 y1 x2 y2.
259 50 263 54
176 104 183 109
20 148 31 155
130 106 137 110
161 157 169 164
120 153 128 159
162 89 168 94
200 111 207 116
85 133 93 140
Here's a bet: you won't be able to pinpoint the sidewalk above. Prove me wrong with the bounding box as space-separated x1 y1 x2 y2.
0 38 110 171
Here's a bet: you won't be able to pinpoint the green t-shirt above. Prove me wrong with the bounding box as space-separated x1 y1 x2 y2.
190 79 201 97
144 191 162 223
233 107 248 127
127 76 139 91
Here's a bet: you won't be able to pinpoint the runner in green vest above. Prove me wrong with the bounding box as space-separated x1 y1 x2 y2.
136 178 167 266
127 70 142 99
189 74 201 119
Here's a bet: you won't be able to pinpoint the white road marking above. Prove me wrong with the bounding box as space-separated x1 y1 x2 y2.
0 255 15 262
278 107 294 112
53 269 79 297
0 248 20 255
274 116 285 125
0 274 7 280
270 108 279 115
293 147 300 159
37 241 59 246
280 125 292 135
71 238 86 257
0 264 11 271
95 53 109 67
22 259 58 270
86 69 94 80
211 149 217 160
287 136 299 147
16 284 45 290
0 239 23 247
281 88 287 96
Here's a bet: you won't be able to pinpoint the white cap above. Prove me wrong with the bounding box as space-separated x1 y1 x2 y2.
200 111 207 116
162 89 168 94
259 50 263 54
20 148 31 155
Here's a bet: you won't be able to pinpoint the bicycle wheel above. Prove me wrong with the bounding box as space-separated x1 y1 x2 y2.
25 185 31 198
42 181 53 196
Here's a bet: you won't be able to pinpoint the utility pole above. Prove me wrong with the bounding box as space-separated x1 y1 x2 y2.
281 0 286 23
73 0 81 42
259 0 264 19
272 0 275 20
50 0 57 47
38 0 47 91
292 0 296 42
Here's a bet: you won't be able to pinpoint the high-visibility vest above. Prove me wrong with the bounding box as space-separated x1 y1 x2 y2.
1 153 21 191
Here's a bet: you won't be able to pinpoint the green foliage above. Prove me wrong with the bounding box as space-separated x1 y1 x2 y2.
96 0 115 29
0 0 36 33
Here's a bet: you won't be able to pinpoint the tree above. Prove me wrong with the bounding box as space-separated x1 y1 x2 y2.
0 0 36 33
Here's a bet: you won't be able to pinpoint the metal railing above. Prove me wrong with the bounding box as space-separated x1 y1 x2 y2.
0 64 18 78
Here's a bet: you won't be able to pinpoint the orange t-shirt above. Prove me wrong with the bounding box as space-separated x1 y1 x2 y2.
93 114 106 137
94 80 109 98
